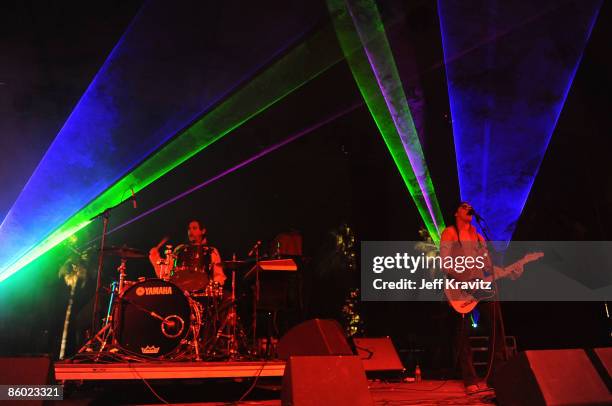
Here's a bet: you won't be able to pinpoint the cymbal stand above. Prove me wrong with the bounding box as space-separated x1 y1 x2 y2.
190 314 202 361
252 247 260 353
78 260 126 360
223 268 240 359
91 210 110 336
117 258 127 294
78 281 118 360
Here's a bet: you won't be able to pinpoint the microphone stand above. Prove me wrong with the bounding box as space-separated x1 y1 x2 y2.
473 214 509 380
252 245 260 355
88 189 138 343
91 209 110 337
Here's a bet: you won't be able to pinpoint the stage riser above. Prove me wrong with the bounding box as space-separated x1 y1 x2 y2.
54 361 285 381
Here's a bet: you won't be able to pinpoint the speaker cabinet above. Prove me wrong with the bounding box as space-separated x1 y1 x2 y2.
277 319 352 360
281 355 373 406
492 349 612 405
0 356 53 406
594 347 612 377
353 337 404 372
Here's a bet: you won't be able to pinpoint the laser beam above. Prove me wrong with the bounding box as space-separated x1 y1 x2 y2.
438 0 602 241
328 0 445 242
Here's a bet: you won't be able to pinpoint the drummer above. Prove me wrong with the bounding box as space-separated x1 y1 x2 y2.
149 219 226 288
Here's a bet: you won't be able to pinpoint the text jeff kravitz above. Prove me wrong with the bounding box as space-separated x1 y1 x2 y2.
372 278 492 291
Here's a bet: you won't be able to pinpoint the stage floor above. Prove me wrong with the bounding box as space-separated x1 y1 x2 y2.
134 382 496 406
55 360 495 404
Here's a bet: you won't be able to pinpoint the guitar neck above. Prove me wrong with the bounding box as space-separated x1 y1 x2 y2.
494 258 530 280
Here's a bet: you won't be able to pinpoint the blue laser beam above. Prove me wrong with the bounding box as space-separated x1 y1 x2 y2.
0 0 324 275
438 0 602 241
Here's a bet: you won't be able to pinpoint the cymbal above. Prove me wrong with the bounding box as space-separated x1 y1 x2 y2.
222 259 250 270
222 259 248 265
101 245 145 258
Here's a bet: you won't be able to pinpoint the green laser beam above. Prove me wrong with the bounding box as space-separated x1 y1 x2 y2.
328 0 445 243
0 23 348 283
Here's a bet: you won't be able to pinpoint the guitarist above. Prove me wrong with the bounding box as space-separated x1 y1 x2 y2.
440 202 507 394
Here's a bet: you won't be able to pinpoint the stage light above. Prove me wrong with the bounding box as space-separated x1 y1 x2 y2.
470 308 480 328
438 0 602 241
0 17 352 283
328 0 445 242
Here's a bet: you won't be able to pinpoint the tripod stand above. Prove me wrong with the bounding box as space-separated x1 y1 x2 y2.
205 268 249 359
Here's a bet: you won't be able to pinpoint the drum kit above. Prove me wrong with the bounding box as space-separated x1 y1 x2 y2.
78 244 251 362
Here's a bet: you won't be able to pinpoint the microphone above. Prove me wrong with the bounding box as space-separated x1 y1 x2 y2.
467 207 483 220
248 240 262 257
130 187 137 209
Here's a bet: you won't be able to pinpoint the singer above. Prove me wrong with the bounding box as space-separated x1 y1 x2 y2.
439 202 507 395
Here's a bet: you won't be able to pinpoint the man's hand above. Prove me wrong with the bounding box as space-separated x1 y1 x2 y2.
148 237 168 278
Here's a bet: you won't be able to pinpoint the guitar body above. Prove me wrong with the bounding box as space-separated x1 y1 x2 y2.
445 287 481 314
444 252 544 315
444 275 495 314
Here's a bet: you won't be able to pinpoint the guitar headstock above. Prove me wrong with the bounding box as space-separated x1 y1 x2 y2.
522 252 544 264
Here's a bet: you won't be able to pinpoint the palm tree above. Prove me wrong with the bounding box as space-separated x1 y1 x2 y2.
58 254 88 359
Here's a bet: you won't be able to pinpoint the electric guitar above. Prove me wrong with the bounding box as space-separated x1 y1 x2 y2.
444 252 544 314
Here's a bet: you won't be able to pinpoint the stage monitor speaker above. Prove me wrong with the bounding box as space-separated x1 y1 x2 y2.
0 356 53 406
492 349 612 406
277 319 352 360
281 355 373 406
594 347 612 378
353 337 404 372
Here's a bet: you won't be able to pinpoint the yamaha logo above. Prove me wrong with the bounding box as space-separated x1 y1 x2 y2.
136 286 172 296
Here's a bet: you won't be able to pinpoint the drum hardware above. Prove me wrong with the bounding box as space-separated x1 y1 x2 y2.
204 257 250 360
221 258 249 269
91 209 111 340
78 282 119 361
161 315 185 338
117 258 127 294
190 307 203 361
156 244 175 280
246 241 262 353
102 245 147 258
191 281 224 298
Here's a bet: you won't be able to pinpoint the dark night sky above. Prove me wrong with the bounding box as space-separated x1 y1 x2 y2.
0 0 610 360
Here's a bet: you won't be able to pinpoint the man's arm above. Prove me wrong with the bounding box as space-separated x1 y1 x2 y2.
211 248 226 285
149 247 162 278
148 237 169 278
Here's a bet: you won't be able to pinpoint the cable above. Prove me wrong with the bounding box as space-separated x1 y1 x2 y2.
129 363 170 405
354 344 374 360
474 214 504 385
236 359 268 403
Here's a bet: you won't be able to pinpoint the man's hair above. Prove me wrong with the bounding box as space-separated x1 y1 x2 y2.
452 201 470 229
454 201 470 213
188 219 205 231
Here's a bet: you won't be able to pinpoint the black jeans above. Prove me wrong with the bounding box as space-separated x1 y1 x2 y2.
454 301 509 386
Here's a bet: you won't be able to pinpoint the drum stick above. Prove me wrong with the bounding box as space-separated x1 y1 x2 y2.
155 236 169 250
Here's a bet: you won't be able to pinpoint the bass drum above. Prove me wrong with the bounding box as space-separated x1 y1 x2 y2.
113 279 199 358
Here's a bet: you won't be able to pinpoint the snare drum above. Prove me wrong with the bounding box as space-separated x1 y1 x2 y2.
113 279 201 358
